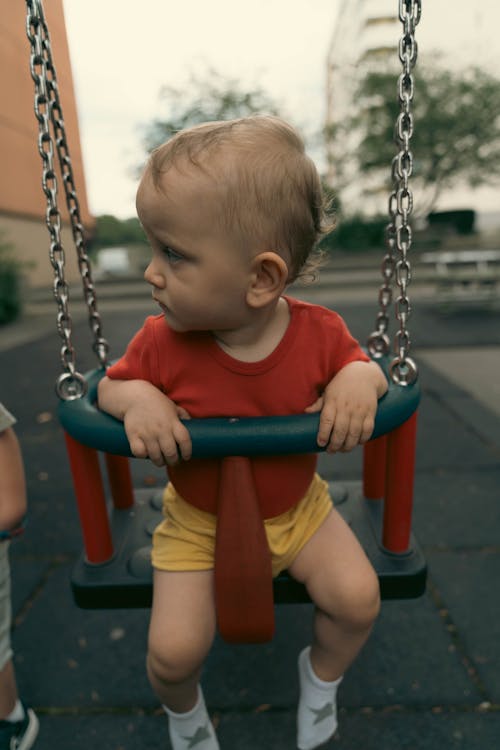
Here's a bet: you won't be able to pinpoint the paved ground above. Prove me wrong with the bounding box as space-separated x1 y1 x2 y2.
1 280 500 749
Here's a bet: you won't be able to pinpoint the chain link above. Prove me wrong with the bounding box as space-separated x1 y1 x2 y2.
25 0 109 399
368 0 420 386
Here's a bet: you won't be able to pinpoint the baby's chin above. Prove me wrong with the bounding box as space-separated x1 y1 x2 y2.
158 308 195 334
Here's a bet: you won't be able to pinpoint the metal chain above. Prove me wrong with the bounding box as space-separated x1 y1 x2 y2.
26 1 84 400
368 0 420 386
25 0 109 399
42 25 110 368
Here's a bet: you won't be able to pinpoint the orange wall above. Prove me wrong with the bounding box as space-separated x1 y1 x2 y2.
0 0 92 227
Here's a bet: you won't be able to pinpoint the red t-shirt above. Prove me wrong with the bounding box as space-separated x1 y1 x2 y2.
106 296 369 518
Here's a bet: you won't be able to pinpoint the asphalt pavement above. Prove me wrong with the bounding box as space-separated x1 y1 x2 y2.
1 276 500 750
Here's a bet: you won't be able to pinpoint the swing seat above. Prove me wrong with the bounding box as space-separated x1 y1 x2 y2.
69 480 426 609
58 363 419 458
60 360 426 623
26 0 425 641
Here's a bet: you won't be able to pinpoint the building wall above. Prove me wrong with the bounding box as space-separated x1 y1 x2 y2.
0 0 93 288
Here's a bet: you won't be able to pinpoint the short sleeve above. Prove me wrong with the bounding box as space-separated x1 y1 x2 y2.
106 317 162 388
320 309 370 377
335 316 370 369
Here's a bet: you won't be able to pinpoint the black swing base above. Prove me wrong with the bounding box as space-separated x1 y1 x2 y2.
71 480 427 609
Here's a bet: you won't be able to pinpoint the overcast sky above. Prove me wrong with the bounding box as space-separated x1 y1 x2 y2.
62 0 341 219
62 1 500 219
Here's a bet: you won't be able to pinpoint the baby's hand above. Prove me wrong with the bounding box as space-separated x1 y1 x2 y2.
98 377 192 466
125 396 192 467
305 361 387 453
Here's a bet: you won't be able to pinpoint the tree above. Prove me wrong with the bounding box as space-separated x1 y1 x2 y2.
142 69 281 154
89 215 147 251
326 63 500 215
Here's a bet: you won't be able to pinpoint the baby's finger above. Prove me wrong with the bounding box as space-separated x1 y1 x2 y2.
146 441 167 467
175 405 191 420
339 428 362 453
173 422 192 461
338 413 364 452
157 436 181 466
317 404 336 448
327 414 350 453
128 436 148 460
359 414 375 444
304 396 324 414
145 436 170 466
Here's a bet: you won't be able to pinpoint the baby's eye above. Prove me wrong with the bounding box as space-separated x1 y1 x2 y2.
162 246 184 264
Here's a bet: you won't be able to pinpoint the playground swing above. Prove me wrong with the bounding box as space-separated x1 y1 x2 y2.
26 0 425 643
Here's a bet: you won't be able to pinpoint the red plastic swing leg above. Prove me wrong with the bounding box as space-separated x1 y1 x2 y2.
104 453 134 510
363 435 388 499
214 456 275 643
382 412 418 553
64 432 114 564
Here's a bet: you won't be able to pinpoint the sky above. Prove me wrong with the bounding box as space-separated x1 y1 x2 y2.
62 0 341 219
62 1 500 220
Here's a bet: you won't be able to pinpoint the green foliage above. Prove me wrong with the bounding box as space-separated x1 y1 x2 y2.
327 62 500 214
142 69 281 153
428 209 476 235
0 235 22 324
321 215 387 252
89 215 147 251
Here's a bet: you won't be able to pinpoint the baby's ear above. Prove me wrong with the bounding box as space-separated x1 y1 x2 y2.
246 251 289 308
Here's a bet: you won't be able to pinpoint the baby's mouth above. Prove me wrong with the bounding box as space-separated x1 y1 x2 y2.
153 297 168 313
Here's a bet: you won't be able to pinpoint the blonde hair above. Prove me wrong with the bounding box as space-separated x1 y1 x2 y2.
147 116 332 282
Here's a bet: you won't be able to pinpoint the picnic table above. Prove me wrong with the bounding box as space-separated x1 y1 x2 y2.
419 249 500 307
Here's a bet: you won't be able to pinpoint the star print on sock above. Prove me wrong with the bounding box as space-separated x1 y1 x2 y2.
309 702 335 725
182 723 212 748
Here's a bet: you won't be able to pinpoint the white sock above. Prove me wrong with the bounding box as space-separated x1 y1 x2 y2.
5 700 25 723
163 687 219 750
297 646 343 750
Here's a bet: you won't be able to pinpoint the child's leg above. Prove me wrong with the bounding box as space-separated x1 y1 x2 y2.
147 568 219 749
0 541 17 718
289 508 380 748
289 507 380 678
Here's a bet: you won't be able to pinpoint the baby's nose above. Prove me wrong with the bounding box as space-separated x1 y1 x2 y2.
144 263 164 288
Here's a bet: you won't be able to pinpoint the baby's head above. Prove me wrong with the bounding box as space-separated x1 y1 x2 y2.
142 115 331 283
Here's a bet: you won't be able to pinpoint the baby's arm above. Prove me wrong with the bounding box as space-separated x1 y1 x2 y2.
0 427 27 530
305 360 388 453
97 376 192 466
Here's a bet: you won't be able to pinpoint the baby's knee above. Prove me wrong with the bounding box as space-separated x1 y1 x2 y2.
326 568 381 631
356 570 381 626
345 569 380 629
147 633 204 687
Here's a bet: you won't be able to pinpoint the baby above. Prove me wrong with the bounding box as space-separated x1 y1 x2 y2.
98 115 387 750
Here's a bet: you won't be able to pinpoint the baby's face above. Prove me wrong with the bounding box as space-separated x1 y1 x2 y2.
137 164 255 335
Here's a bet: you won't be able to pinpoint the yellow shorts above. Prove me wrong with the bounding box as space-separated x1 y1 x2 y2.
152 473 333 578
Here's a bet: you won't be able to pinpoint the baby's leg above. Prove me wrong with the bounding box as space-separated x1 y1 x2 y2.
147 569 218 749
290 507 380 679
289 508 380 748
